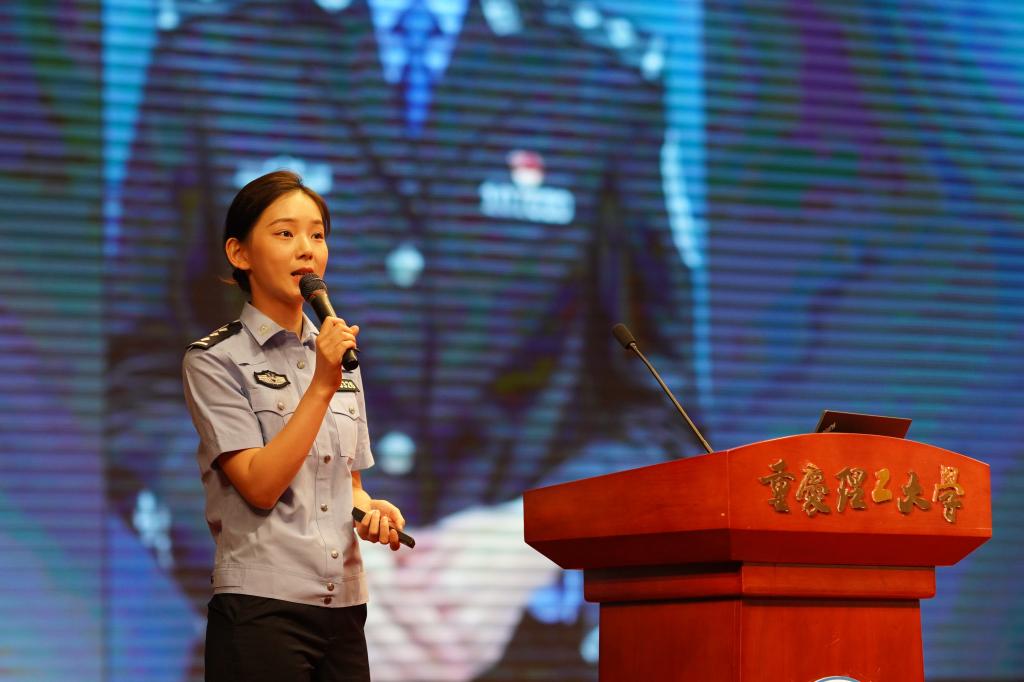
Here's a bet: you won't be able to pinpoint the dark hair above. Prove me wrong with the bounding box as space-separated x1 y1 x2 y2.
223 170 331 293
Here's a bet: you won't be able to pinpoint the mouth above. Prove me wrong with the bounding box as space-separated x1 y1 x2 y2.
291 268 315 277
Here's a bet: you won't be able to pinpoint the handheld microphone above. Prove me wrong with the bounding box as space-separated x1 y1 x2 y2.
300 274 359 371
612 323 713 454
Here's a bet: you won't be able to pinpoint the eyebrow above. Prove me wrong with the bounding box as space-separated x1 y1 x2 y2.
266 217 325 227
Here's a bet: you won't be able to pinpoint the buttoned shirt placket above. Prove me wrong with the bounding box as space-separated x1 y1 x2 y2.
295 328 343 602
258 316 347 604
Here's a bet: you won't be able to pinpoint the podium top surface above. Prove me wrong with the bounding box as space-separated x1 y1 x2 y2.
524 433 991 570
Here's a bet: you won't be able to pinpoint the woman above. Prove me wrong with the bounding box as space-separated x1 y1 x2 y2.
182 170 405 681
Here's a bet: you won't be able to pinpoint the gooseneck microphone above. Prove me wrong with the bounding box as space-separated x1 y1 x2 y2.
612 323 714 454
299 274 359 371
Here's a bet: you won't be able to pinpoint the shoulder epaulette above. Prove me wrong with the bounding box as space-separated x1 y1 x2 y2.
542 1 665 81
186 320 242 350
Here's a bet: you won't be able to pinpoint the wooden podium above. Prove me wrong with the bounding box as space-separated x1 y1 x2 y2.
523 433 991 682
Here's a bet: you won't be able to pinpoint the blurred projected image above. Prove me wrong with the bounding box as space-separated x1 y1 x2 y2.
0 2 104 680
104 0 704 679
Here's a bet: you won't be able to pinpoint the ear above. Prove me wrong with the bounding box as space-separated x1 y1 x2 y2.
225 237 250 273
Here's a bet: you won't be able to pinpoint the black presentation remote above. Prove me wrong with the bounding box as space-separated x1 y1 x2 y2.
352 507 416 548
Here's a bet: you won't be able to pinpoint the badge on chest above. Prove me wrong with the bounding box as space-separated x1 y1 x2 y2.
254 370 291 389
337 379 360 393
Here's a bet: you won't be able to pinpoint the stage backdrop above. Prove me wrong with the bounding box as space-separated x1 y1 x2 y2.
0 0 1021 680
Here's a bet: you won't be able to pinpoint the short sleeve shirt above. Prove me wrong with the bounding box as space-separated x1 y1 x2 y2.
182 302 374 607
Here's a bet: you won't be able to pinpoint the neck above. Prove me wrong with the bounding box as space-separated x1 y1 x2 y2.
250 294 305 337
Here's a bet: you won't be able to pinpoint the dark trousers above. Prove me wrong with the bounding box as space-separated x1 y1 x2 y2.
205 594 370 682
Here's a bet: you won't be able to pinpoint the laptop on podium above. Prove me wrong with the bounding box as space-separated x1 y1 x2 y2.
814 410 912 438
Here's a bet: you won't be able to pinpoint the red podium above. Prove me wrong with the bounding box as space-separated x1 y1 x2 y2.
524 433 991 682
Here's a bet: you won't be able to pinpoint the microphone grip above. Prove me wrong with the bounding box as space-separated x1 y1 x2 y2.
309 291 359 370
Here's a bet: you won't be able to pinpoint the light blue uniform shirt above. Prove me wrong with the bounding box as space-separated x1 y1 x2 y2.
182 302 374 607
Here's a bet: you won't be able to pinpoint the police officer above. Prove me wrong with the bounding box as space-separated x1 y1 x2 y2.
182 170 406 681
108 0 700 678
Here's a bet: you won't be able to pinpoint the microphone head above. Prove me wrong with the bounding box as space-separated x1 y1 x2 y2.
299 273 327 301
612 323 637 349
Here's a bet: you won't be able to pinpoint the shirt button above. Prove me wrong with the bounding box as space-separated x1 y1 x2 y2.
348 406 356 415
259 324 269 334
331 549 339 559
297 360 306 369
324 596 332 605
323 455 332 463
327 582 335 591
321 504 329 512
277 401 285 411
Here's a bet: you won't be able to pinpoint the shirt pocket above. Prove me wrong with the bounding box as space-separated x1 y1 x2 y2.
248 387 295 445
327 391 361 460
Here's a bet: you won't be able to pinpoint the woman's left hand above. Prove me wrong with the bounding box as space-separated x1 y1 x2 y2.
354 496 406 551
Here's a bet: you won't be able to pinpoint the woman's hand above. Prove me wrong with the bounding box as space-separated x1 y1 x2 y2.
354 496 406 552
311 317 359 395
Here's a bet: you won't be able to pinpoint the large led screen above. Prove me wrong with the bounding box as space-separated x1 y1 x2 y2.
0 0 1020 680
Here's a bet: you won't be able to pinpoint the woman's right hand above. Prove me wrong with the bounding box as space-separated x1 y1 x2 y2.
312 317 359 395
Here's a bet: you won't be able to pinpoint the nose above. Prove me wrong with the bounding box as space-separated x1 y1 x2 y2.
295 233 314 258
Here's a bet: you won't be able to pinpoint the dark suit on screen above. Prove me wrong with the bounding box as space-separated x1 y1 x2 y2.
106 0 699 676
